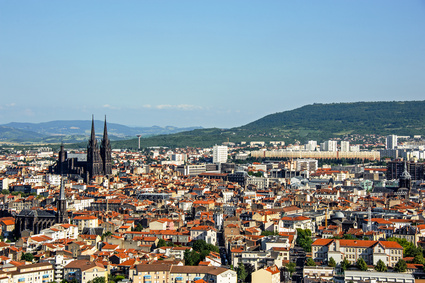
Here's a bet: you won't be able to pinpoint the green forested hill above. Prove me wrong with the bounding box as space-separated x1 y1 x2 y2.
239 101 425 140
110 100 425 149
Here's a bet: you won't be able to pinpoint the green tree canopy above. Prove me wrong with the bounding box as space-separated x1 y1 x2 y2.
286 262 296 275
236 263 248 282
305 258 316 266
328 257 336 267
341 258 350 271
296 228 313 252
374 259 387 272
387 237 420 258
394 259 407 273
157 239 167 248
356 258 368 271
21 253 34 262
88 277 106 283
413 254 425 265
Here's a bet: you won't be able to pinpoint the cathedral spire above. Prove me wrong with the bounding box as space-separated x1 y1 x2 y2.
59 176 66 200
103 115 108 141
90 115 96 144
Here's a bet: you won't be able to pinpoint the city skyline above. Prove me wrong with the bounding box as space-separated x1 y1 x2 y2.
1 1 424 128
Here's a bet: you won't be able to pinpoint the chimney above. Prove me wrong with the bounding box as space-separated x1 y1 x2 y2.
335 239 340 251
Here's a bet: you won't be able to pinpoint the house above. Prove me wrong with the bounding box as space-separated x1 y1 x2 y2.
278 216 314 233
190 226 217 245
73 215 99 232
252 265 280 283
64 260 108 283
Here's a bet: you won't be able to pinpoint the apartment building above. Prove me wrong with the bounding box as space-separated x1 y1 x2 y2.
129 264 237 283
9 262 54 283
312 239 403 268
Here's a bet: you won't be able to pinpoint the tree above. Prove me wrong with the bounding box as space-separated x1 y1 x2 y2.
88 278 106 283
413 254 425 265
341 258 350 271
261 230 279 236
133 223 143 232
356 258 368 271
184 249 201 266
236 263 248 282
286 262 296 275
394 259 407 273
343 234 356 240
388 237 421 258
305 258 316 266
101 231 112 241
328 257 336 267
157 239 167 248
21 253 34 262
375 259 387 272
192 239 219 253
296 228 313 252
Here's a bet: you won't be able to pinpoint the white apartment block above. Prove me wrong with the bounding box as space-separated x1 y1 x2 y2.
306 140 317 151
321 140 338 152
213 145 228 164
340 141 350 152
386 135 398 150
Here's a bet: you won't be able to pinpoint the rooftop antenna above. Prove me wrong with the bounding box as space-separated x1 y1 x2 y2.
137 135 142 150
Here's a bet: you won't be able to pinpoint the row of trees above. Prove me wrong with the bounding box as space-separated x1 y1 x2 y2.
303 255 407 273
321 257 407 273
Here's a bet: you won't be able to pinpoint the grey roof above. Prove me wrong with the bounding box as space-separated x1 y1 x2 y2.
82 227 104 236
17 209 55 218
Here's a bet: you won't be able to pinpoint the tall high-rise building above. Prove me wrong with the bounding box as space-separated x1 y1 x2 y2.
306 140 317 151
386 135 398 150
213 145 228 164
341 141 350 152
321 140 338 152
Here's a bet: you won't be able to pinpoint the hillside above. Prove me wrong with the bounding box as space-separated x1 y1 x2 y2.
112 101 425 149
239 101 425 140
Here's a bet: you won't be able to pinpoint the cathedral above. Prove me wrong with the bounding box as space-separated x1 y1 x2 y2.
17 117 112 237
52 116 112 179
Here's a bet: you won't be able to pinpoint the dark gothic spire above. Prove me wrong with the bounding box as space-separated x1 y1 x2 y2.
103 115 108 141
90 115 96 145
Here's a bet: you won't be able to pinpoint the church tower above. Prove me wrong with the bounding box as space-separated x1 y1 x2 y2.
399 162 412 198
87 116 103 179
100 116 112 175
56 177 69 223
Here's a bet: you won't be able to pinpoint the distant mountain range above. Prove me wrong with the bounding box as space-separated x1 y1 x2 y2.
2 101 424 148
0 120 202 144
111 100 425 148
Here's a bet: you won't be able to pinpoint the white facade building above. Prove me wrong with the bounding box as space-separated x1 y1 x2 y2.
306 140 317 151
321 140 338 152
340 141 350 152
386 135 398 150
213 145 228 164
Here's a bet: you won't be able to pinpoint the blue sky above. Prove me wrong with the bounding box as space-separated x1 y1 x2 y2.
1 1 424 128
